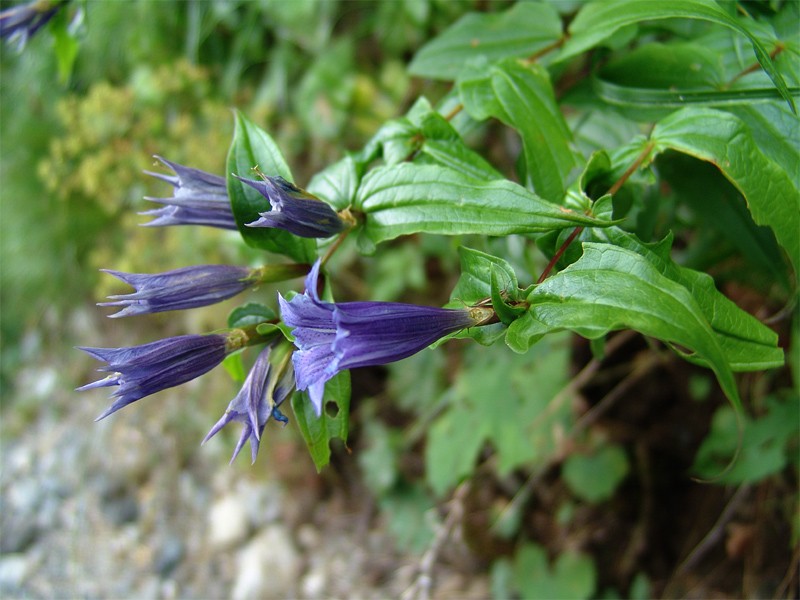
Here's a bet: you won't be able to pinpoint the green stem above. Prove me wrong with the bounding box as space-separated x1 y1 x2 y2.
320 226 351 267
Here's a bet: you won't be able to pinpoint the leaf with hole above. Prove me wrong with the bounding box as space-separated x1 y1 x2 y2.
290 370 350 472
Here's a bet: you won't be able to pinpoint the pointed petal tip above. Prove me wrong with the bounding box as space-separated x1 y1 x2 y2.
94 406 116 422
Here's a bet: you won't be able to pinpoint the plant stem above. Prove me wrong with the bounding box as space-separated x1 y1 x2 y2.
537 226 583 284
536 141 655 284
725 43 784 89
320 227 351 267
523 35 567 64
605 141 654 197
443 103 463 121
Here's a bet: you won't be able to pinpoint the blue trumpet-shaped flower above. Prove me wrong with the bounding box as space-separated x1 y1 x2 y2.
0 0 62 51
141 156 236 230
203 341 295 464
77 334 231 420
236 175 345 238
279 260 491 415
98 264 258 318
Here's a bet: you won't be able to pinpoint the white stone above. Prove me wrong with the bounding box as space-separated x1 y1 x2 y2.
0 554 29 590
208 494 250 550
300 561 327 599
232 525 301 600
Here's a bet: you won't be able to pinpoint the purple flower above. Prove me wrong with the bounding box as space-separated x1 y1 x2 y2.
98 264 258 318
236 174 345 238
77 334 231 420
140 156 237 230
279 260 491 415
1 0 62 51
203 341 295 464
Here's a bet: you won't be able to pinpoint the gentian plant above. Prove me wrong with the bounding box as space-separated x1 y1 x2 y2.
77 0 795 481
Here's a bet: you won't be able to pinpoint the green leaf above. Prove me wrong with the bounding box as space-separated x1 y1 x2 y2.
459 58 580 202
513 544 597 600
600 42 725 90
408 2 562 80
425 403 486 497
418 139 503 182
505 311 552 354
410 104 505 181
226 109 316 263
593 79 798 113
491 265 525 326
353 163 613 255
426 338 573 496
562 444 630 503
728 102 800 195
692 394 799 484
227 303 277 328
290 370 350 472
307 154 366 211
222 353 246 385
589 227 784 371
590 42 800 119
450 246 518 305
651 107 799 277
359 420 400 496
557 0 796 113
656 152 790 290
378 484 437 554
449 322 507 347
527 243 743 416
569 110 642 159
50 11 79 84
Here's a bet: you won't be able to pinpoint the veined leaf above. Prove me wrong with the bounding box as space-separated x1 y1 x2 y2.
307 154 366 211
589 227 784 371
557 0 796 113
418 139 504 182
408 2 562 80
291 370 350 472
651 107 800 277
353 164 615 255
527 243 742 415
459 59 580 202
226 110 316 263
728 102 800 195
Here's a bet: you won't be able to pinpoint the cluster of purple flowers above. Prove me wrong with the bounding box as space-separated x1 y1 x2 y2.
78 158 491 463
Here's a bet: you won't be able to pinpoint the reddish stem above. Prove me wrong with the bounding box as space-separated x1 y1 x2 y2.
537 226 584 284
726 43 785 89
523 35 567 64
536 142 655 284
